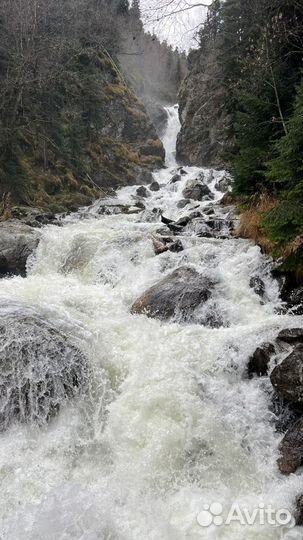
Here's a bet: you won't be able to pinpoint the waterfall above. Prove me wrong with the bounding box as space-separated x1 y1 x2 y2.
0 106 302 540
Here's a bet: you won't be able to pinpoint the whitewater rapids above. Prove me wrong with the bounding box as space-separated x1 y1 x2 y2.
0 106 302 539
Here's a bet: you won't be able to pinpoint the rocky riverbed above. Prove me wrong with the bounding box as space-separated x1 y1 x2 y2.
0 106 302 539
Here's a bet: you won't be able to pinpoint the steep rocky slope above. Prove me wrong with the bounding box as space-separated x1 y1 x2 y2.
176 48 226 169
0 50 164 218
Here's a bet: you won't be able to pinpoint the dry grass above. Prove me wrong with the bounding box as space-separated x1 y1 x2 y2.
236 193 277 253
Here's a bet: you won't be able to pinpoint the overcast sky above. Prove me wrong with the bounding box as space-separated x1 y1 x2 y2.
140 0 211 50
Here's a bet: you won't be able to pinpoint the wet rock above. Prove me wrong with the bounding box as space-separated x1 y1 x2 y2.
152 236 184 255
249 276 266 298
10 207 58 228
170 173 182 184
177 199 190 209
136 186 150 198
188 211 203 220
161 215 183 233
161 215 174 225
288 285 303 306
131 266 214 321
247 343 275 377
149 181 160 192
0 303 88 430
278 328 303 344
98 202 141 215
182 178 211 201
204 311 225 328
270 395 303 434
204 207 215 216
215 175 231 193
152 237 169 255
0 221 41 277
134 200 145 209
178 168 188 175
176 216 191 227
168 239 184 253
190 220 213 238
270 345 303 402
141 207 161 222
295 495 303 525
278 416 303 474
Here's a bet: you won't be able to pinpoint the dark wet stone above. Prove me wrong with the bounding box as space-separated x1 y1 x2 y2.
277 328 303 344
295 495 303 525
249 276 266 298
149 181 160 192
152 237 169 255
176 216 191 227
136 186 150 198
0 221 41 277
177 199 191 209
288 285 303 305
182 179 211 201
214 175 231 193
170 174 181 184
168 240 184 253
131 266 214 322
270 344 303 402
247 343 275 377
278 416 303 474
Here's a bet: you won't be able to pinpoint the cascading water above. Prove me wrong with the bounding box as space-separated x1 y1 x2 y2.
0 106 302 540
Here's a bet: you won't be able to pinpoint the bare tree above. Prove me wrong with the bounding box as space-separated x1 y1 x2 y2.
141 0 212 48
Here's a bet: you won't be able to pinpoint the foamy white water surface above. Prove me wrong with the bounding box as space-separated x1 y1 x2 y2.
0 106 302 540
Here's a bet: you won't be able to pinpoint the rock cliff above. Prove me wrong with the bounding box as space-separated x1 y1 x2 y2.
176 48 226 169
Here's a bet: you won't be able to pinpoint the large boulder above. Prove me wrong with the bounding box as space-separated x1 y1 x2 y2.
131 266 214 321
182 178 211 201
278 416 303 474
0 303 88 430
270 345 303 402
0 221 41 277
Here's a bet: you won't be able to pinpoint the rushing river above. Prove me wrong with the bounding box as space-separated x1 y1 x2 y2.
0 106 302 540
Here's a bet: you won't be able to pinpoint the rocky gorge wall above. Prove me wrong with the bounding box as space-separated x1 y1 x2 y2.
176 48 227 169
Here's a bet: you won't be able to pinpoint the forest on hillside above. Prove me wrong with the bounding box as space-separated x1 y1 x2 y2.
0 0 183 214
179 0 303 275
